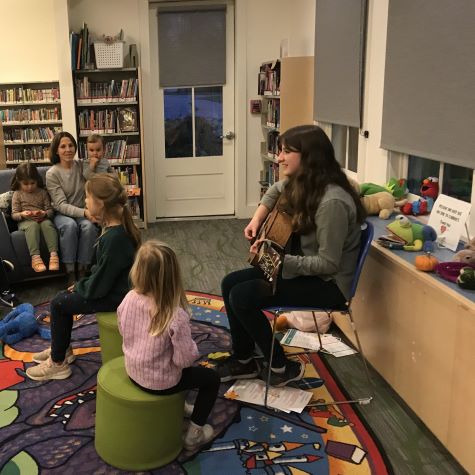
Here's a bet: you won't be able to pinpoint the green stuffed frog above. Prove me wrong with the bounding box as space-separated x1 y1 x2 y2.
381 215 437 252
360 178 408 200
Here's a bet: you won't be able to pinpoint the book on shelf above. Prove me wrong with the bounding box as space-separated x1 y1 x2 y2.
117 108 138 132
6 146 50 163
70 22 94 70
3 126 61 143
0 107 61 123
75 77 138 103
0 87 60 104
258 60 281 95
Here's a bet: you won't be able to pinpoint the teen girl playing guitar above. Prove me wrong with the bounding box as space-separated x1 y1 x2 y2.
218 125 366 387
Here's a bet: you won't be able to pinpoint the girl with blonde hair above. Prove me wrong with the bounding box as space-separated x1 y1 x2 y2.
118 240 220 451
27 173 140 381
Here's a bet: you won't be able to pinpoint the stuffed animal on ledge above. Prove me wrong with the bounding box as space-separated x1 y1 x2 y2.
360 178 408 200
453 237 475 266
400 177 439 216
378 215 437 252
0 303 51 345
360 191 407 219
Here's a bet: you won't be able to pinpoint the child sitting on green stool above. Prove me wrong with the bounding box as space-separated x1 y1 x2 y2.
117 240 220 451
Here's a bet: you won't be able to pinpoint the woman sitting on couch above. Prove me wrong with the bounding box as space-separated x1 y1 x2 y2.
46 131 109 281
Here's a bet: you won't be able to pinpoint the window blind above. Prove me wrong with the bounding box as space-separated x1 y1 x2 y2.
157 6 226 87
313 0 367 128
381 1 475 168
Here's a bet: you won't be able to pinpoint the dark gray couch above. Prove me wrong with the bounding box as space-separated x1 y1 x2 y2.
0 166 65 283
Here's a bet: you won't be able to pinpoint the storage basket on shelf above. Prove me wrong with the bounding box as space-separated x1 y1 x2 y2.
94 41 125 69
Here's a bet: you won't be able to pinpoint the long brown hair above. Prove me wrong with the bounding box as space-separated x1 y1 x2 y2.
85 173 141 248
130 240 189 336
11 162 44 190
278 125 366 233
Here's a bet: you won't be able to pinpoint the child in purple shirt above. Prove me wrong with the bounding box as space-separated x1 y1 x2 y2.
117 240 220 451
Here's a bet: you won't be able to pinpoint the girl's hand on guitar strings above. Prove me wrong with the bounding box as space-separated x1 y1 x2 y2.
250 238 264 255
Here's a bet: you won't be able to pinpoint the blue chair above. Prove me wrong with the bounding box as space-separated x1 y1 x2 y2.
264 221 374 408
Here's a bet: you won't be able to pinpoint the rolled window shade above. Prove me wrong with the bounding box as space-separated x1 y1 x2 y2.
158 6 226 87
314 0 367 128
381 1 475 168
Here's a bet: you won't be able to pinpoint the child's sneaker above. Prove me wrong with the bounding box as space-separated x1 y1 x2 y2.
217 355 259 382
184 401 194 418
32 346 76 364
266 359 305 387
183 422 214 451
26 357 72 381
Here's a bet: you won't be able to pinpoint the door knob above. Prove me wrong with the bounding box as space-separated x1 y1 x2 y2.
220 131 235 140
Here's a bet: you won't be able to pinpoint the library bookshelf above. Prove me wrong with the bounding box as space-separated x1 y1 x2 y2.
72 67 147 228
0 81 62 169
257 57 314 197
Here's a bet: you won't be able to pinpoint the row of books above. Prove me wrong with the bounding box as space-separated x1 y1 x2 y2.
128 196 141 220
70 23 93 71
75 78 138 102
5 146 50 162
266 130 280 158
0 107 61 123
77 108 138 135
0 87 60 104
4 127 62 143
78 140 140 161
258 60 281 96
113 166 139 186
259 161 279 187
265 99 280 128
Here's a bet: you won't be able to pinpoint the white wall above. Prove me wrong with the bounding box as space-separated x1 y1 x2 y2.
241 0 316 215
0 0 59 83
358 0 390 185
68 0 141 53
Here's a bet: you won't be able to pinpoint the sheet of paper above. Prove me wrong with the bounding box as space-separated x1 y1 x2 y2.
281 330 357 357
224 379 312 413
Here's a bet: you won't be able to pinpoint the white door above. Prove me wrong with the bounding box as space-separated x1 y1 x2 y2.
149 2 235 218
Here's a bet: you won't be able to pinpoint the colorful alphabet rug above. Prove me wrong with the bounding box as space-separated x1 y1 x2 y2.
0 291 389 474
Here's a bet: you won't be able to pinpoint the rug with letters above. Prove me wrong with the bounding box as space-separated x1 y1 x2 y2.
0 291 390 474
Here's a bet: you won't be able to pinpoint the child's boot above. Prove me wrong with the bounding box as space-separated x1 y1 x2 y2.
49 252 60 271
31 255 46 272
183 421 214 451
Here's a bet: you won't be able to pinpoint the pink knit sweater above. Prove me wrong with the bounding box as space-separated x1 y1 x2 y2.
117 290 199 390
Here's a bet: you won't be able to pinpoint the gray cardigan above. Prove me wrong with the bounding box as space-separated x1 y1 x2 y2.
46 159 110 218
260 180 361 300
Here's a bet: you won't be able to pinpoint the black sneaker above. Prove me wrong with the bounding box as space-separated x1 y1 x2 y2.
0 291 17 308
266 359 305 388
217 355 259 382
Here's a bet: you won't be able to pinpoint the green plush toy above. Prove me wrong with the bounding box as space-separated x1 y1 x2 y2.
379 215 437 252
360 178 408 200
457 267 475 290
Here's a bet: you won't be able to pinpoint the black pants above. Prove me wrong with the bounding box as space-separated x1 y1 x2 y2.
50 290 119 362
221 267 346 368
131 366 220 427
0 259 10 293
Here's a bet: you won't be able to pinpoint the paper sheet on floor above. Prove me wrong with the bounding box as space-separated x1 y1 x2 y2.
224 379 312 413
281 329 357 357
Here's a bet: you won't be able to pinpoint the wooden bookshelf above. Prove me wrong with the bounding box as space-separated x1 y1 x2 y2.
0 81 62 168
72 68 147 228
257 57 314 197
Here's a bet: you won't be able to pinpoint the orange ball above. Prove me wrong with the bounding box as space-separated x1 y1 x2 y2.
414 254 439 272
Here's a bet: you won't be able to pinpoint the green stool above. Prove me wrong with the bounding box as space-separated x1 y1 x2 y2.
95 356 185 470
96 312 123 364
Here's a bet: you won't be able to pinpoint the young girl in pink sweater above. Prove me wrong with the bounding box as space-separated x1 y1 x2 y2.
117 240 220 451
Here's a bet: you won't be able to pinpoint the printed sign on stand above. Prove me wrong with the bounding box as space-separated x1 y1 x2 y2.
428 194 472 251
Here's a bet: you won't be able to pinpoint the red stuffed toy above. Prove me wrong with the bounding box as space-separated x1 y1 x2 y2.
401 177 439 216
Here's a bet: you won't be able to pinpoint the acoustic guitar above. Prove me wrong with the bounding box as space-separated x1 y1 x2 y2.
248 203 293 292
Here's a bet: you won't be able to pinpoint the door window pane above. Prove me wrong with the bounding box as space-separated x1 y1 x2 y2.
407 156 439 194
164 88 193 158
195 86 223 157
443 163 473 203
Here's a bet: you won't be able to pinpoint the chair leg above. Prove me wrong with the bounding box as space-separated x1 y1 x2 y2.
264 310 280 409
306 308 373 407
